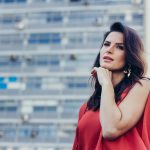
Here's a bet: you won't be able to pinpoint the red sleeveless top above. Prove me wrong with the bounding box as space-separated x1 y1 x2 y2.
72 87 150 150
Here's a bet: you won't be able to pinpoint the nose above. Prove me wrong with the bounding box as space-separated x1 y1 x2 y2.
106 45 115 53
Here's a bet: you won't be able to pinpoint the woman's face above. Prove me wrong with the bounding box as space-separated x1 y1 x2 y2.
100 31 126 71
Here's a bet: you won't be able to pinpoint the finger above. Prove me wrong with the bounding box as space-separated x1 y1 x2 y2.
94 67 98 70
91 69 96 74
91 67 98 74
91 71 97 77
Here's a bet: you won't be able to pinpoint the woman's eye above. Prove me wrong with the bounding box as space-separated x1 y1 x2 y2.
103 43 110 46
117 45 124 50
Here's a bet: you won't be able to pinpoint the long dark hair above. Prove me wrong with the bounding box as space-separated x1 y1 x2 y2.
87 22 147 111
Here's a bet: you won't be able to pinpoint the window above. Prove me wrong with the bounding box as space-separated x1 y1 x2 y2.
70 0 81 2
47 12 62 23
6 106 17 112
4 0 14 3
34 106 45 112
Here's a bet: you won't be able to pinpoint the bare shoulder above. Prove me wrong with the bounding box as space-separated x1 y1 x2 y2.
139 77 150 83
119 78 150 112
132 78 150 93
139 78 150 93
115 78 150 137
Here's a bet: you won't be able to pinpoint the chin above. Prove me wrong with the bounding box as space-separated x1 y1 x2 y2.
100 64 111 70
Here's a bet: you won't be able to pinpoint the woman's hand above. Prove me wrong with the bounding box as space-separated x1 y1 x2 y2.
91 67 112 86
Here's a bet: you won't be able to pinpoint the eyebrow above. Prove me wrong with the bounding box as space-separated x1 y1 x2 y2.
104 41 124 45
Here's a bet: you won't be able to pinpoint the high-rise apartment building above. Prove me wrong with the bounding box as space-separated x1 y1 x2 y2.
0 0 145 150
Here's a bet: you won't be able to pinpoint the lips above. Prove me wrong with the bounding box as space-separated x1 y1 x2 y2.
103 56 113 61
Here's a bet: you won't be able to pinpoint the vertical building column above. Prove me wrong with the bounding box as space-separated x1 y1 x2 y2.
144 0 150 77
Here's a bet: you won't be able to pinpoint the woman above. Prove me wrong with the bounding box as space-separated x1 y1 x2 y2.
72 22 150 150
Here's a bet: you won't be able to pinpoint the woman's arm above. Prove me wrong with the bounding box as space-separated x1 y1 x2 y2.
100 79 150 140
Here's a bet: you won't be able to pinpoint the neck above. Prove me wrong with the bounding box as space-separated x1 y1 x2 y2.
112 71 125 87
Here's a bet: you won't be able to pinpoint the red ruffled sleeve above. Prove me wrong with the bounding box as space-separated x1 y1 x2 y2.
72 87 150 150
141 93 150 149
98 91 150 150
72 102 87 150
